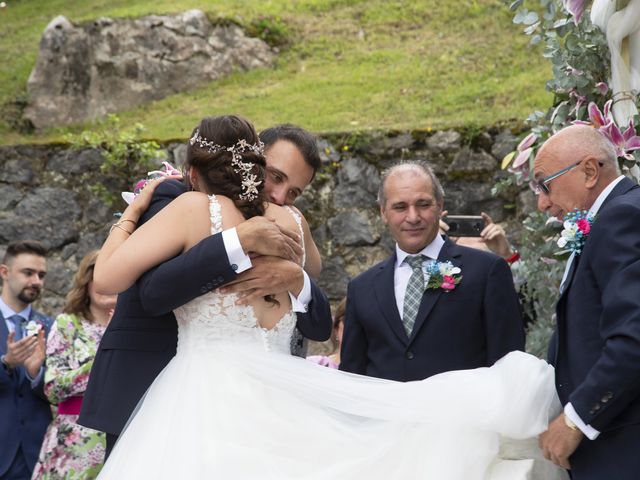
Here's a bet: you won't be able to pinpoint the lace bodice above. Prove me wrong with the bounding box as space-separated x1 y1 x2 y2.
173 195 299 355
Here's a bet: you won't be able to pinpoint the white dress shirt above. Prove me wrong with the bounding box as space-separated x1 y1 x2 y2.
393 234 445 318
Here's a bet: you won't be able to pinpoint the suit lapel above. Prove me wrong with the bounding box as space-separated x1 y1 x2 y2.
409 239 462 343
0 312 8 356
373 255 410 345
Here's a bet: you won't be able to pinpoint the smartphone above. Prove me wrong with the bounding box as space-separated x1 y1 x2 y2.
445 215 485 237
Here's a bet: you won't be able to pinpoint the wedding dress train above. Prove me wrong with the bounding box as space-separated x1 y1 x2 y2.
98 195 567 480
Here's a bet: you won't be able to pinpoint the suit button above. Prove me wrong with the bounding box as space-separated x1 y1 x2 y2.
206 282 213 290
217 276 224 283
406 351 414 360
231 264 238 271
200 286 207 293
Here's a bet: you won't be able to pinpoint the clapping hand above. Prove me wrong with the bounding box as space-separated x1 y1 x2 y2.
4 329 45 377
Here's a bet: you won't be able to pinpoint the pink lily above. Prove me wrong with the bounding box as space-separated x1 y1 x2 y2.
563 0 588 25
517 132 538 151
512 147 533 169
601 120 640 160
595 82 609 96
573 100 613 128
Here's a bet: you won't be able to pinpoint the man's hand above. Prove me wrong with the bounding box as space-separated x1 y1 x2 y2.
479 212 513 259
220 256 304 304
236 217 303 263
539 413 583 470
23 329 46 379
4 331 39 370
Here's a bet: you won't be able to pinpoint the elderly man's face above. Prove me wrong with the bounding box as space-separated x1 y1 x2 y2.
533 152 589 221
380 168 443 254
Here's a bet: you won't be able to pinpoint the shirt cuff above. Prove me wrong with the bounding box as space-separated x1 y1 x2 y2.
222 227 252 274
26 366 44 388
288 271 311 313
565 402 600 440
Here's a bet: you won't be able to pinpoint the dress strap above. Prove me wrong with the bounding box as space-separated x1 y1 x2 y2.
283 206 305 268
208 194 223 234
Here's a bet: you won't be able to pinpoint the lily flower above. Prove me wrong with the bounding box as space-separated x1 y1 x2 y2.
601 120 640 160
563 0 588 25
573 100 613 128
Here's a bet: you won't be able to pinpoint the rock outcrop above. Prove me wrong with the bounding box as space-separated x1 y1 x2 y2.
25 10 274 129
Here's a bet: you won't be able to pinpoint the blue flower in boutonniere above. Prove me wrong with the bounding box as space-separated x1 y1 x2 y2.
425 261 462 291
557 209 594 255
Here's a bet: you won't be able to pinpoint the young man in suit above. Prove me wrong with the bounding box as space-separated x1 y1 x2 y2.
536 125 640 479
340 160 524 381
0 240 52 480
80 124 332 457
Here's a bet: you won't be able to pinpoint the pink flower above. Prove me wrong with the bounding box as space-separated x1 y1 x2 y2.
441 275 456 290
563 0 588 25
596 82 609 95
574 101 613 128
441 282 455 290
576 218 591 234
601 120 640 160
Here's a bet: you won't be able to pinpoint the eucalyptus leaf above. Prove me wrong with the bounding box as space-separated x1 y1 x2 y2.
523 11 540 25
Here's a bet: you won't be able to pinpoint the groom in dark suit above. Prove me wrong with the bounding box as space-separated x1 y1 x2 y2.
536 125 640 479
340 160 524 382
80 124 332 457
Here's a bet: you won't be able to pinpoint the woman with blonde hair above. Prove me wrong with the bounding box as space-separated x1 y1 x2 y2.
32 250 116 479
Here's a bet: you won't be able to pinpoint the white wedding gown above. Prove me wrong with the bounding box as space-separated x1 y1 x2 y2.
98 196 567 480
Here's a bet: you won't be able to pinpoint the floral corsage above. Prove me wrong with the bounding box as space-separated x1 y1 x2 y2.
557 209 594 255
121 161 182 205
25 320 43 336
425 261 462 291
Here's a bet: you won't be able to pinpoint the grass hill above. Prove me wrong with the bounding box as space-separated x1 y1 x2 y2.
0 0 551 144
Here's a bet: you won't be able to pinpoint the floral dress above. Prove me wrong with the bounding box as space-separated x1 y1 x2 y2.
32 314 107 479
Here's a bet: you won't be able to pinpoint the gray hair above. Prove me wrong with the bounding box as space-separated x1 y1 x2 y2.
377 160 445 207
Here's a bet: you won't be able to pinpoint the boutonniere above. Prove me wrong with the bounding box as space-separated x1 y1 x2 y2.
25 320 43 336
557 209 594 255
425 261 462 291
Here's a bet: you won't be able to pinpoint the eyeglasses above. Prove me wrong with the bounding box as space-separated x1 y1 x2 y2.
533 160 583 195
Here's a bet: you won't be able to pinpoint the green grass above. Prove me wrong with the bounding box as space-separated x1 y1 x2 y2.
0 0 552 144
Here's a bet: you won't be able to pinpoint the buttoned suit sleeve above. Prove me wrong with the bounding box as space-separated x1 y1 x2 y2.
294 279 332 341
569 200 640 431
482 256 525 365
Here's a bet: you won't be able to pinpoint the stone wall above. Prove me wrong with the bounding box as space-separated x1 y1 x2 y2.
0 127 533 317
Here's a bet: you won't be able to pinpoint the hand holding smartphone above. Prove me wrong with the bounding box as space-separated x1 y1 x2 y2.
444 215 485 237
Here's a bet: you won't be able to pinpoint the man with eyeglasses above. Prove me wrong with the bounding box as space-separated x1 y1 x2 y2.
534 124 640 480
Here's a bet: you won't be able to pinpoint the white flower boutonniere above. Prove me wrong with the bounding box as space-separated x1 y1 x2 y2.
25 320 43 336
425 261 462 291
557 209 594 255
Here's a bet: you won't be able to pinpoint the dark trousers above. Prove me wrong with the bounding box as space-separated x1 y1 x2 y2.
570 423 640 480
105 433 119 462
1 447 31 480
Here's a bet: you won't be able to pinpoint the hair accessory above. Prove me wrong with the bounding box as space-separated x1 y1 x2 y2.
189 129 264 201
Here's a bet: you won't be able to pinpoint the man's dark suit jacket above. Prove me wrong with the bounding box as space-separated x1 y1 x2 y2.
0 310 53 477
340 238 524 381
80 180 331 437
549 177 640 479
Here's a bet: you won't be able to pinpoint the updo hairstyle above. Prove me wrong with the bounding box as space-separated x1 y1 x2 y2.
186 115 267 219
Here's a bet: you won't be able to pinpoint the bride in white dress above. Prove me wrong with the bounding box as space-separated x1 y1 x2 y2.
94 115 567 480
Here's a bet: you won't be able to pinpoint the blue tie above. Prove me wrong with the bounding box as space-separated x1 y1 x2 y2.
7 315 25 341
